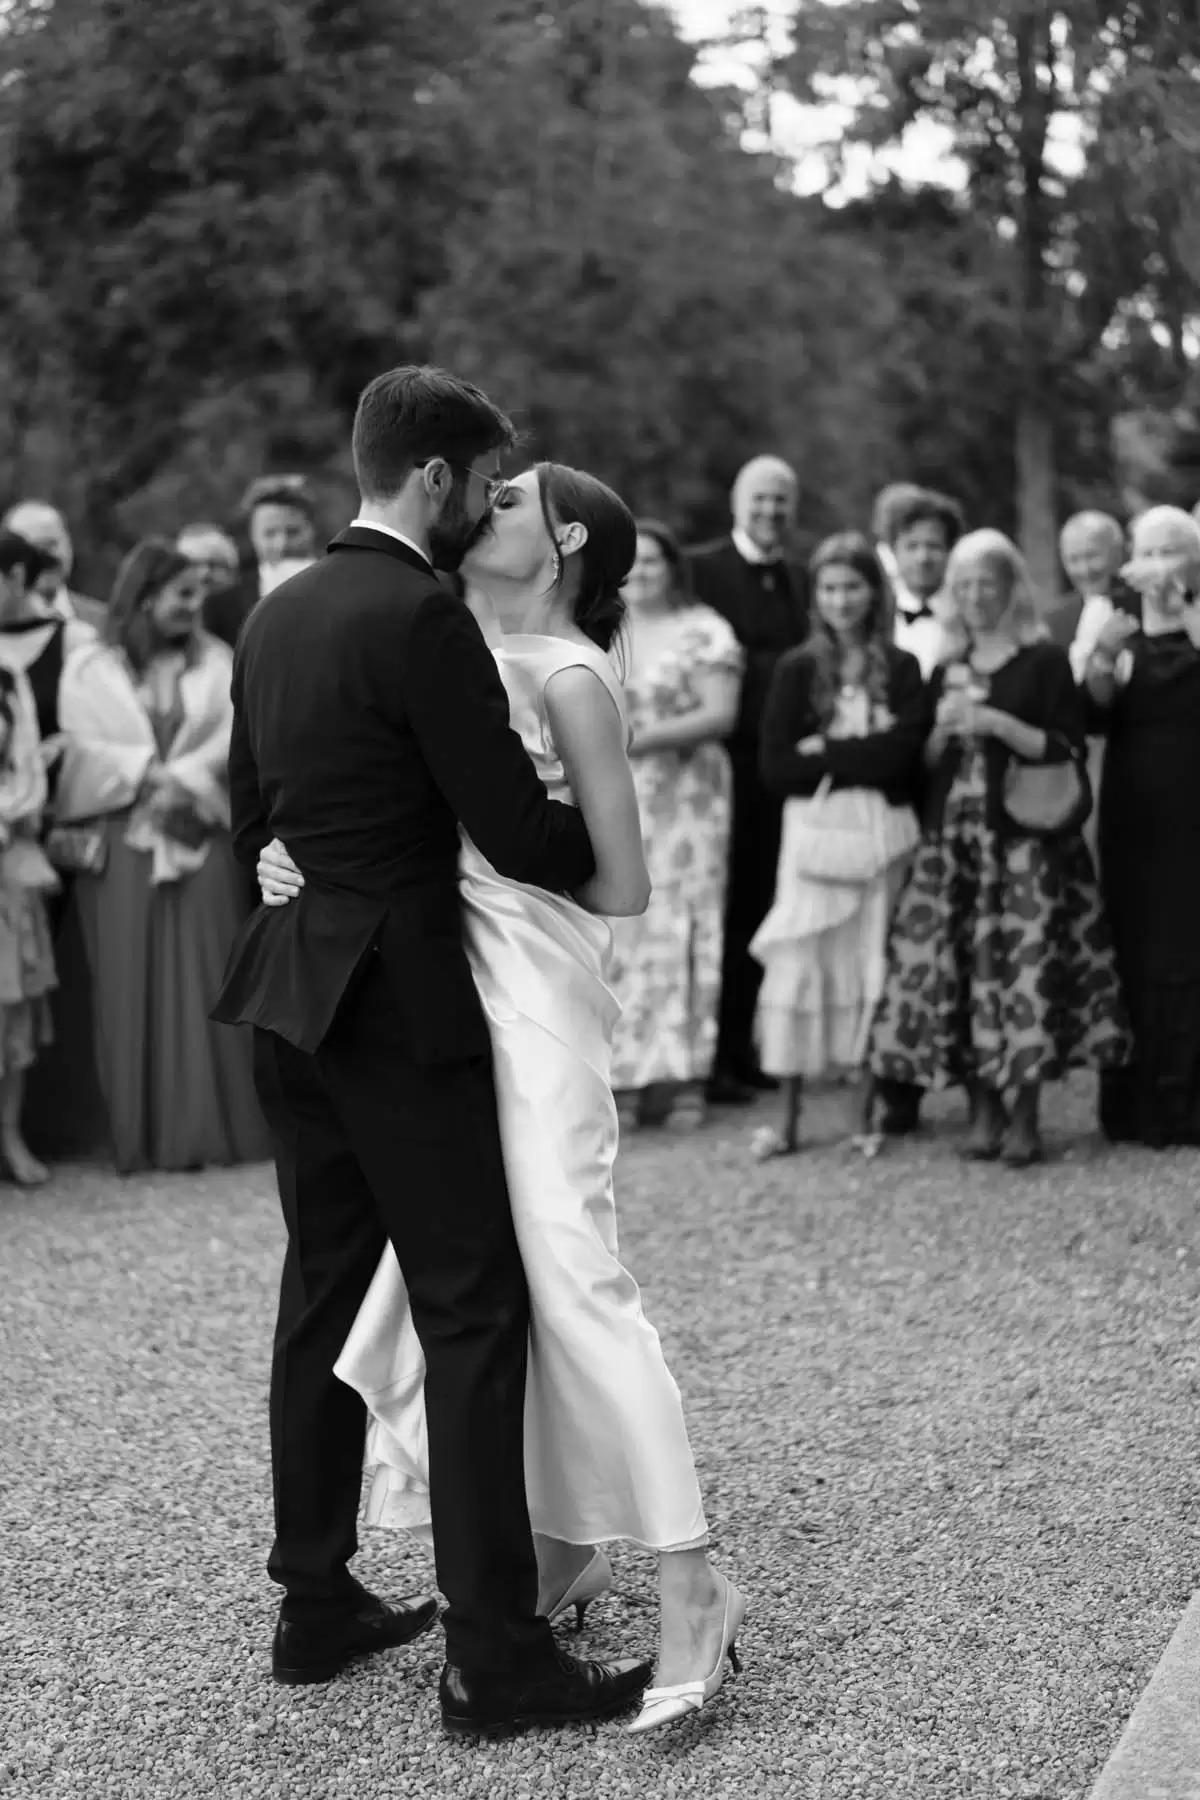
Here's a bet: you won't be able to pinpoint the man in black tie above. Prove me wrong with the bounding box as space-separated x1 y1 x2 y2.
688 456 809 1104
882 486 963 681
875 487 964 1136
213 366 649 1734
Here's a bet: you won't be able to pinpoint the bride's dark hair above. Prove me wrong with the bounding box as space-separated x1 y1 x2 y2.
534 463 636 653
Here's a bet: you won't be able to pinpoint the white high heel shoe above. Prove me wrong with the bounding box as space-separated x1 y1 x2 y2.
627 1575 746 1735
544 1549 614 1631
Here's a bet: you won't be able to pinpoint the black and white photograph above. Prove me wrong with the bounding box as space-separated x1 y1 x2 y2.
4 2 1200 1797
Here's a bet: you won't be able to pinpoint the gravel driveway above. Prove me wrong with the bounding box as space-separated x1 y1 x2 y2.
5 1077 1198 1799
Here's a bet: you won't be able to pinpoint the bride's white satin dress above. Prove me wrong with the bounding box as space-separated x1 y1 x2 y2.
335 634 708 1550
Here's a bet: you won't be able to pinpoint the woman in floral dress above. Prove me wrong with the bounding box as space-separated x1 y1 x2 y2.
868 530 1128 1166
609 521 743 1132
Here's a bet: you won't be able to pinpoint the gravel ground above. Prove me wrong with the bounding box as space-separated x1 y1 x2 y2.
5 1076 1199 1800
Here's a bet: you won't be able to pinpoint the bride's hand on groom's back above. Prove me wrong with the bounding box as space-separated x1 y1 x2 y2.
259 836 304 906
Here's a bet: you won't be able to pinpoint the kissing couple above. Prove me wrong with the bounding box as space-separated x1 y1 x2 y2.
214 365 745 1738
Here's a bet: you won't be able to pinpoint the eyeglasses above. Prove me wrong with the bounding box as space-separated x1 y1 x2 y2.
416 458 506 504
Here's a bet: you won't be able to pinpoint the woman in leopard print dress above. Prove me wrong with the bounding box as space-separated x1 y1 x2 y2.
868 531 1129 1166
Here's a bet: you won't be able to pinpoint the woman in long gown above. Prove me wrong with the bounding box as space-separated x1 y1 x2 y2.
1084 506 1200 1145
867 530 1128 1164
258 465 744 1734
53 539 269 1172
608 521 742 1132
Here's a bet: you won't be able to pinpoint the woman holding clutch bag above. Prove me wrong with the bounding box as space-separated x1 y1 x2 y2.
867 530 1128 1167
53 539 269 1172
752 533 928 1158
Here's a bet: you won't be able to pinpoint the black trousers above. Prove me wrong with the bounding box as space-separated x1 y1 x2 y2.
252 960 553 1674
715 751 783 1079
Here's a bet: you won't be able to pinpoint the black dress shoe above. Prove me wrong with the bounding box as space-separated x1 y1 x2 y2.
272 1591 439 1686
440 1646 652 1736
705 1072 757 1106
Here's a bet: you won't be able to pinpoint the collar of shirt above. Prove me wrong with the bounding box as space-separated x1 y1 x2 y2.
893 579 940 620
731 526 784 568
349 517 432 567
40 587 75 622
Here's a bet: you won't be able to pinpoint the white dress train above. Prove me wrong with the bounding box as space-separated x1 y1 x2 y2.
335 634 708 1551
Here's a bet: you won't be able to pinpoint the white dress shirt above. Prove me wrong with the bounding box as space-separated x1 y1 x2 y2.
348 517 432 567
1068 594 1119 683
892 581 948 680
730 526 783 567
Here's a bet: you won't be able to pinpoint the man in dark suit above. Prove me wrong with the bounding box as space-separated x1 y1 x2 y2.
213 367 648 1734
688 456 809 1105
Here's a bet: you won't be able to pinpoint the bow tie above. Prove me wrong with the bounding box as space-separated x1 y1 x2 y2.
899 599 934 622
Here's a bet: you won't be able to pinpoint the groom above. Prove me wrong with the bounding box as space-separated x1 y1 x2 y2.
214 366 650 1733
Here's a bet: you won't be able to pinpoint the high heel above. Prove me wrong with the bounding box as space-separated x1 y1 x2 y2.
544 1549 613 1630
627 1576 746 1735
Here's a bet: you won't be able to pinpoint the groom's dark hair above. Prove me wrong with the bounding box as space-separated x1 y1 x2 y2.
352 366 517 502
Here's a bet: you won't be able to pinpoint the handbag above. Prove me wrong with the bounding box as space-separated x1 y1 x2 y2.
45 822 109 875
782 778 888 885
1002 745 1092 836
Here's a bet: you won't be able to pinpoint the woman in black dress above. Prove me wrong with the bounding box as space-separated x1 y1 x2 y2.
1085 506 1200 1146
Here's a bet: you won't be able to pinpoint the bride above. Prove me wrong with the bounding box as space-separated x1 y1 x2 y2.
257 462 745 1733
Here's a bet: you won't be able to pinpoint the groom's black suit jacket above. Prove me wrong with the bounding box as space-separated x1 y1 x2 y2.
213 524 595 1054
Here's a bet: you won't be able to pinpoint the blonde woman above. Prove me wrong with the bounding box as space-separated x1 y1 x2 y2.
1087 507 1200 1146
868 530 1128 1166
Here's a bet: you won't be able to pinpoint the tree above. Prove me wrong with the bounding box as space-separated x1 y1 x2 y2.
785 0 1200 586
0 0 904 566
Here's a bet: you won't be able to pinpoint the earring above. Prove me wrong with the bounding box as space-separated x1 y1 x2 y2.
551 547 563 582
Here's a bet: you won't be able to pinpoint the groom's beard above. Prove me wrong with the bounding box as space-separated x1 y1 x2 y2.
429 490 489 573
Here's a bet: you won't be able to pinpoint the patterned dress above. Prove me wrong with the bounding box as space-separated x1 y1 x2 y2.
869 732 1129 1095
608 606 743 1091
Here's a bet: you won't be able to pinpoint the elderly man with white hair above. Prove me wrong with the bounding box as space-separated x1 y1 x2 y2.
1057 510 1141 680
688 455 809 1105
1 500 106 633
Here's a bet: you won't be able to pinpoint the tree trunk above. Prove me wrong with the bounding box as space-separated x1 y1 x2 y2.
1015 396 1059 602
1013 9 1059 601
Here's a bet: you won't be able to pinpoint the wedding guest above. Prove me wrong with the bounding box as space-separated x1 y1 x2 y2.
1055 510 1143 861
872 487 964 1139
0 648 61 1187
886 487 964 680
688 455 809 1104
0 529 93 743
0 529 106 1157
1086 507 1200 1145
608 521 742 1132
871 483 925 585
53 538 269 1172
1058 511 1141 678
868 530 1128 1167
243 475 319 597
753 534 925 1159
2 500 106 631
177 521 248 650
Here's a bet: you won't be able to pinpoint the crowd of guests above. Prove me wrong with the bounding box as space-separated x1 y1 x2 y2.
610 476 1200 1166
0 455 1197 1187
0 479 321 1179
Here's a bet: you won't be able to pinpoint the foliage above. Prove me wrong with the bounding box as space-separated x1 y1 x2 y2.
782 0 1200 581
0 0 1196 593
